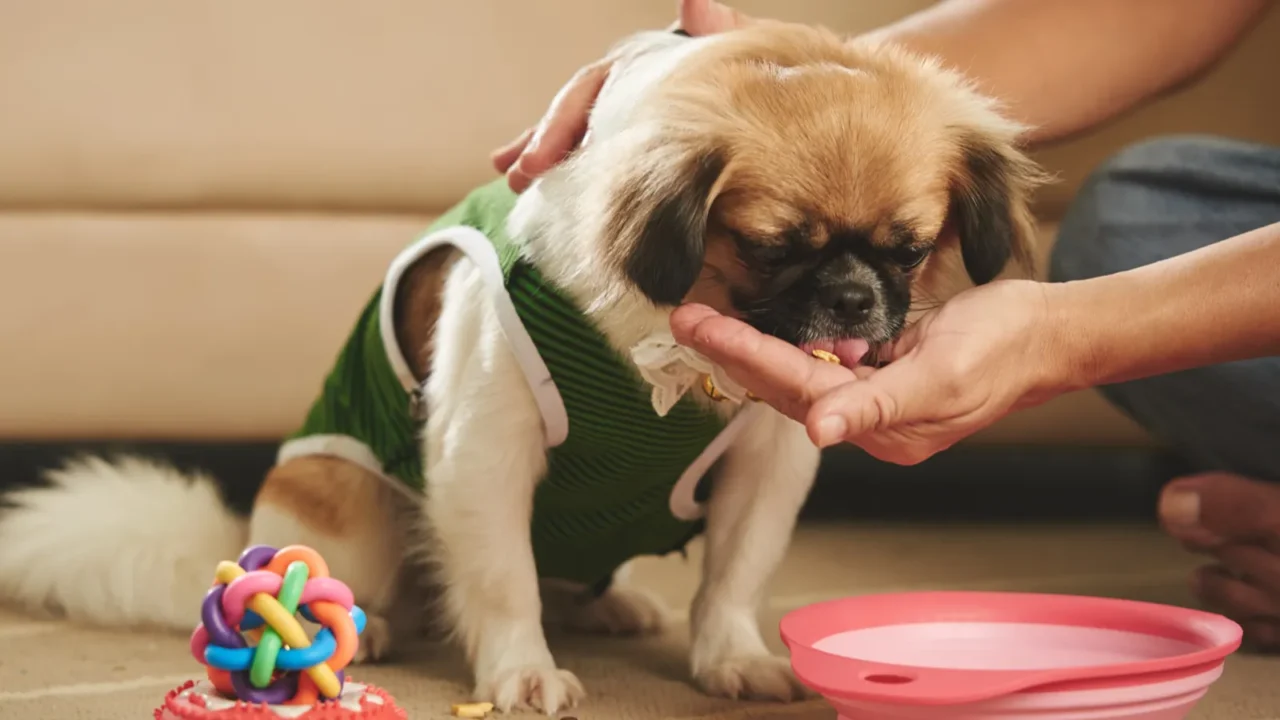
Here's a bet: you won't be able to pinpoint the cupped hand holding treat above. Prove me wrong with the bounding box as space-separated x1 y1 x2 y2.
675 220 1280 469
670 278 1066 465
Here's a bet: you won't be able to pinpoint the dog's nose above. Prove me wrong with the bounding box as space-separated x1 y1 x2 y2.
819 282 875 323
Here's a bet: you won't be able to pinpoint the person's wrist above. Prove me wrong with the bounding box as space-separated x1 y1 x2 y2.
1035 279 1103 397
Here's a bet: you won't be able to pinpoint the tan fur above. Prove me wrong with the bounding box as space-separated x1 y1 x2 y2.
392 247 460 380
256 456 388 537
599 21 1047 318
251 455 410 662
245 21 1053 693
0 20 1052 710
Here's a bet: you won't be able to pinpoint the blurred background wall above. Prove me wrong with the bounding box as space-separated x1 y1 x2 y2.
0 0 1276 451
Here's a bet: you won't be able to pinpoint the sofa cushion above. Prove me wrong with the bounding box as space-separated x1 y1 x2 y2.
0 211 428 439
1 1 1274 216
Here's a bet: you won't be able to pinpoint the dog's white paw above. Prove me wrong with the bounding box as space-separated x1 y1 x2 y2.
565 585 669 636
477 663 585 715
695 654 809 702
351 614 393 664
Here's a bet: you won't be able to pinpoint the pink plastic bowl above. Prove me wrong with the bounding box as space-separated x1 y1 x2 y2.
780 591 1242 720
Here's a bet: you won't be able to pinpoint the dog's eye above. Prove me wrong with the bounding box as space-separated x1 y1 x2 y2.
889 244 931 270
749 244 789 264
729 229 791 266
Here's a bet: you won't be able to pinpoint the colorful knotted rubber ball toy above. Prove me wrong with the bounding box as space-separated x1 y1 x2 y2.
188 544 364 705
156 544 406 719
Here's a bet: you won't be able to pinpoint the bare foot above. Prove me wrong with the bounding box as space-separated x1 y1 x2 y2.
1158 472 1280 650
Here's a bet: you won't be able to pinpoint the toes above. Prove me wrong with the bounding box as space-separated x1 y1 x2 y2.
695 654 809 702
351 614 393 664
1159 473 1280 549
1193 564 1279 619
1166 474 1280 652
1194 558 1280 654
1240 620 1280 653
1216 544 1280 598
552 668 587 710
482 665 585 715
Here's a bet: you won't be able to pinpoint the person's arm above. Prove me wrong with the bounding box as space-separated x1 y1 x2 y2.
669 221 1280 462
860 0 1271 145
1055 220 1280 390
493 0 1270 188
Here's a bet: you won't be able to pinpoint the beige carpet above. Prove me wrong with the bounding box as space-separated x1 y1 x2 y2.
1 522 1277 720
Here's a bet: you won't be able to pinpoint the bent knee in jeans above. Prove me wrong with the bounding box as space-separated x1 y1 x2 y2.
1046 135 1280 481
1051 134 1280 283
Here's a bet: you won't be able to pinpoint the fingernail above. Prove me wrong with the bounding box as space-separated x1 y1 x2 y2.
1160 489 1201 528
524 127 544 155
815 415 847 447
507 167 531 193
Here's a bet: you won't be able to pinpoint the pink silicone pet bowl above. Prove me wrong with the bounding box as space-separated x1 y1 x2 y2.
780 591 1242 720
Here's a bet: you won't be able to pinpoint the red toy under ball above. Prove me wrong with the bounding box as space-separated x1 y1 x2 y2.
155 679 407 720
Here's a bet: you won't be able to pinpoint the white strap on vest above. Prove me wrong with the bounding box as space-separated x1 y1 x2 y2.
665 402 763 521
378 224 759 522
377 226 570 449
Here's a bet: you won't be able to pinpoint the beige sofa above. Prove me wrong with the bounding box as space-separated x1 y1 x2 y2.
2 0 1277 447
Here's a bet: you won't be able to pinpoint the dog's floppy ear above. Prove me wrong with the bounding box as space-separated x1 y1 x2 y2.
947 130 1047 284
604 140 730 306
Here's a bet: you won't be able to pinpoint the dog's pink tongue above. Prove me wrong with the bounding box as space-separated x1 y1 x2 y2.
801 338 871 367
833 338 871 367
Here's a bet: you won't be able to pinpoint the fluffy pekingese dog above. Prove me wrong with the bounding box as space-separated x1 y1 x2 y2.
0 21 1044 715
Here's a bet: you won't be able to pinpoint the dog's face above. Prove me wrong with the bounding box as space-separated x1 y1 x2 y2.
581 22 1046 360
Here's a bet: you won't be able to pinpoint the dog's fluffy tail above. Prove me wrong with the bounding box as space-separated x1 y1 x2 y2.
0 454 248 631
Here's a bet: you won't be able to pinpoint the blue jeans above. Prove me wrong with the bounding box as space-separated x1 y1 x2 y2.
1049 135 1280 482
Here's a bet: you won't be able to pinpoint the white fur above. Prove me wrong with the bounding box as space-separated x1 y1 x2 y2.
0 28 826 716
509 30 725 354
0 455 246 630
689 408 819 700
419 250 582 713
558 583 670 636
539 561 671 636
415 29 818 712
248 499 402 663
248 503 400 623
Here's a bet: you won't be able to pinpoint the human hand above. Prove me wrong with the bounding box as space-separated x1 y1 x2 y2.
670 280 1074 464
491 0 756 193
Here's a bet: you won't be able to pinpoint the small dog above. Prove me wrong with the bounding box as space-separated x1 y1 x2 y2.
0 21 1044 715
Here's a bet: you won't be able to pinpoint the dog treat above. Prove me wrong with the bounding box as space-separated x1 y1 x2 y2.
702 374 726 401
154 544 407 719
704 375 762 403
451 701 494 718
810 349 841 364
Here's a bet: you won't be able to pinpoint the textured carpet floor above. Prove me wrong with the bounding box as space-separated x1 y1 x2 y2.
1 522 1276 719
